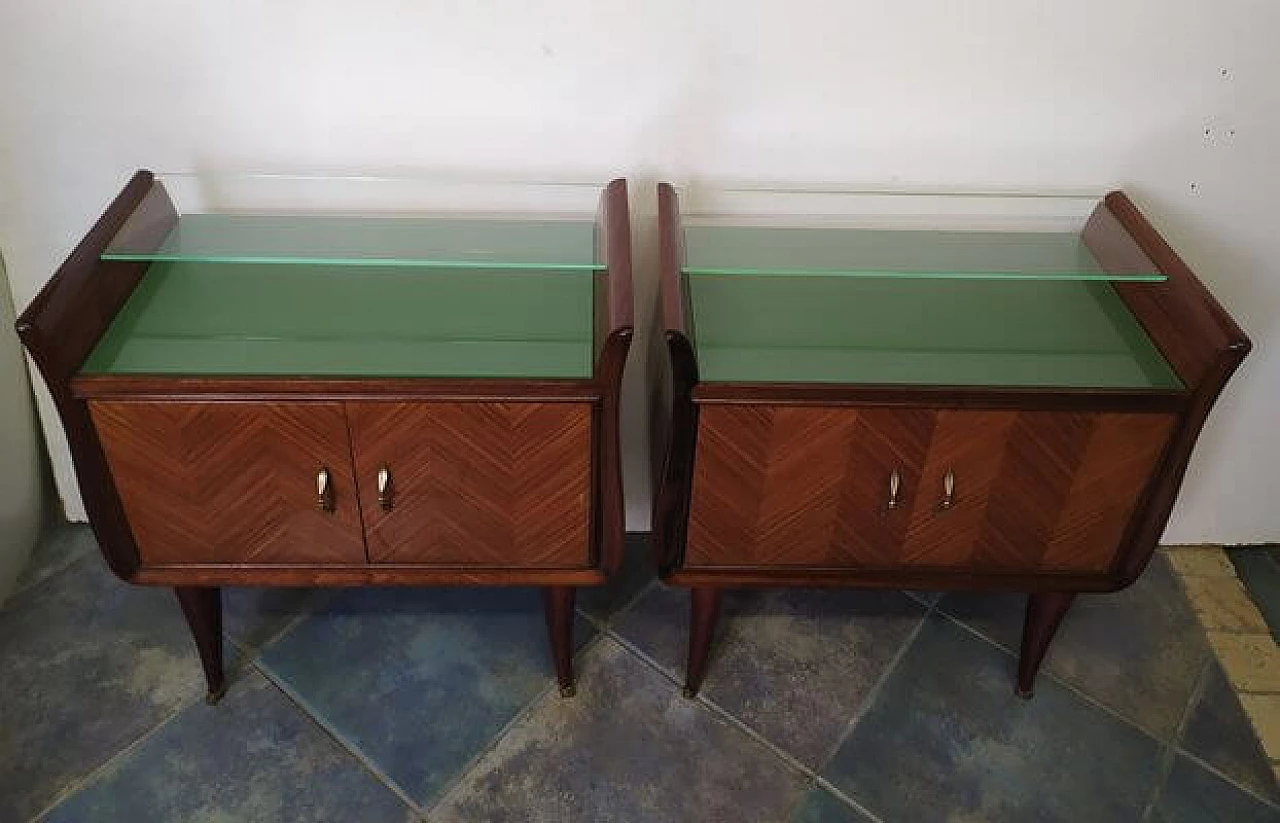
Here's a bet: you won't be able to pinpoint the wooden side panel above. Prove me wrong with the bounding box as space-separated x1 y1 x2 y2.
651 182 700 573
686 405 1173 574
347 402 592 567
90 401 366 565
16 171 171 580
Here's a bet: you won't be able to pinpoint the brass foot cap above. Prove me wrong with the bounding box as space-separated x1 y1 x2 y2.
682 686 699 699
205 684 229 706
1014 686 1034 700
559 685 577 699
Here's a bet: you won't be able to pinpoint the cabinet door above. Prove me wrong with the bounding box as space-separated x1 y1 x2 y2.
686 405 1174 574
346 402 592 567
90 401 366 565
900 410 1175 572
686 405 935 567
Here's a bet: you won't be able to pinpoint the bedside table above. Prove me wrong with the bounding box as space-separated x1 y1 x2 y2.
649 183 1248 698
17 171 633 702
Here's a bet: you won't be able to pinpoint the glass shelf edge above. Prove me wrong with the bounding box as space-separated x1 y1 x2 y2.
681 267 1166 282
100 253 604 271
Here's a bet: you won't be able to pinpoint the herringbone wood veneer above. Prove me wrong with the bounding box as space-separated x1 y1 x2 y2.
686 406 1174 572
91 401 367 565
347 402 591 567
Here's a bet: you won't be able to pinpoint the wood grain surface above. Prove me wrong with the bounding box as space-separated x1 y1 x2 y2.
91 401 367 565
685 405 1174 573
347 402 592 567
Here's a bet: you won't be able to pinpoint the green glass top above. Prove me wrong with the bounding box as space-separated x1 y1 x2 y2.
82 263 594 378
688 275 1180 389
103 213 600 270
683 225 1165 281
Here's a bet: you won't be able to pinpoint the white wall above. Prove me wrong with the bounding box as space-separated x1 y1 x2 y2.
1 0 1276 542
0 254 42 601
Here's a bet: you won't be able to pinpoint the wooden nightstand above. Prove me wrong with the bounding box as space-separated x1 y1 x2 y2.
17 171 633 702
649 183 1248 698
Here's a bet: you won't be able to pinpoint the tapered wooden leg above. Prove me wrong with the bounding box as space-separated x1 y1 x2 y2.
684 587 721 699
543 586 577 698
174 586 226 705
1016 591 1077 699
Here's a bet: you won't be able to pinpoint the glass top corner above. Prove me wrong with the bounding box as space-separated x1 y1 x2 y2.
101 174 606 271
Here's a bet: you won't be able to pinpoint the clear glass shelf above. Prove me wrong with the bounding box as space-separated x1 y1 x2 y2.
674 183 1164 282
101 175 604 270
682 225 1164 281
82 263 595 379
688 275 1180 389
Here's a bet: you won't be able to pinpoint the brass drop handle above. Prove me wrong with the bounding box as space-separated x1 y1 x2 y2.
377 464 394 511
937 469 956 511
886 470 901 511
317 467 335 513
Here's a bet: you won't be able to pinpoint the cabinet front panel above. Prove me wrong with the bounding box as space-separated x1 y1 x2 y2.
347 402 592 567
91 401 367 565
686 405 1174 574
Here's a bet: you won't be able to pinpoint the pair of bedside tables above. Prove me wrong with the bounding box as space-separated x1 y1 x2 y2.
17 173 1248 705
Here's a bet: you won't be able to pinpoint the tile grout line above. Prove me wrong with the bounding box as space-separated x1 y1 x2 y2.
1174 748 1280 811
251 659 425 817
604 596 936 823
601 626 685 689
421 628 614 819
692 688 816 781
601 628 826 788
576 607 607 634
903 590 938 609
231 590 341 660
797 607 933 823
421 682 558 817
28 688 204 823
7 548 94 605
578 577 658 634
815 603 933 775
814 776 889 823
934 606 1177 746
603 594 930 823
1173 546 1280 784
608 577 659 620
1140 657 1212 823
939 603 1279 808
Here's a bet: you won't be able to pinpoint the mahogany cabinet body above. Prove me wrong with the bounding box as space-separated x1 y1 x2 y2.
16 172 634 701
649 184 1249 697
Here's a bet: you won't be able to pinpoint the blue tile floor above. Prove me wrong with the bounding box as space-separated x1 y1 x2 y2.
2 525 1277 822
1228 546 1280 644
